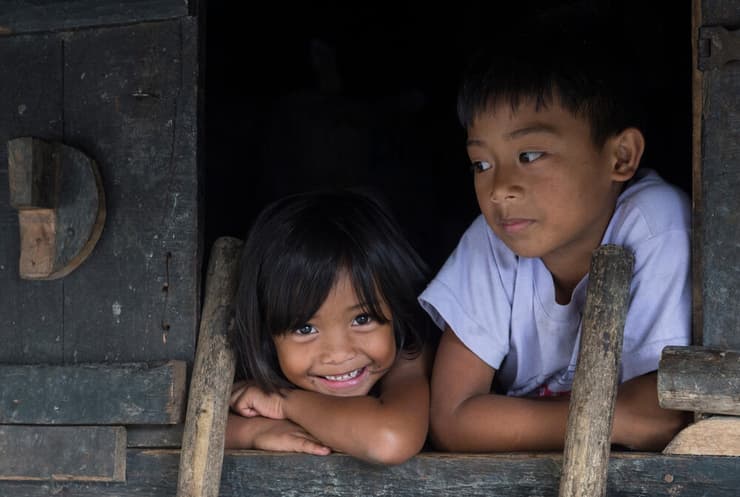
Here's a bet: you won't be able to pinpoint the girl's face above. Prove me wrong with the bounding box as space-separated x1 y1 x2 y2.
273 271 396 397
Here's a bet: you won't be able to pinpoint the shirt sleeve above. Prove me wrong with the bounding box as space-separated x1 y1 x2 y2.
613 178 692 382
418 216 516 369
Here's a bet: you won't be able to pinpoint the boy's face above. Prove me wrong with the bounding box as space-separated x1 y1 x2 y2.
467 98 625 276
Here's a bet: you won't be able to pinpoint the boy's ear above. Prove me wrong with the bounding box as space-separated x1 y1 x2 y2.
609 127 644 181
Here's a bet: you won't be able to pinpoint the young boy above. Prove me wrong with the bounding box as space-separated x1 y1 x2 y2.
419 15 691 452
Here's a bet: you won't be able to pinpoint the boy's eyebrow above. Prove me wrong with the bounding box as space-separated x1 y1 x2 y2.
505 123 560 140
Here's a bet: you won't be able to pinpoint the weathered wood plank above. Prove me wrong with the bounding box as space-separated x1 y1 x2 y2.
664 416 740 456
658 346 740 415
59 19 200 363
0 425 125 481
127 425 183 448
177 237 241 497
0 0 190 35
0 450 737 496
0 361 186 424
0 32 64 364
699 0 740 350
560 246 634 497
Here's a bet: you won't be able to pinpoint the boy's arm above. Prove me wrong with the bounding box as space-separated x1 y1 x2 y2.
430 328 570 452
612 372 689 450
232 349 431 465
431 328 687 452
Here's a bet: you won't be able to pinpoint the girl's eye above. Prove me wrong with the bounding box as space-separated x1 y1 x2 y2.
294 324 317 336
519 151 544 163
470 160 492 173
352 313 373 326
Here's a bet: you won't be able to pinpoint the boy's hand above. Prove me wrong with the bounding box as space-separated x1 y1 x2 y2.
230 381 287 419
252 418 332 456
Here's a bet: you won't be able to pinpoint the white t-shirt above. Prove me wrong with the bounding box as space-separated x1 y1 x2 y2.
419 169 691 397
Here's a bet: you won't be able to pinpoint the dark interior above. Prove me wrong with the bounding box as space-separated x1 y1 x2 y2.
204 0 692 273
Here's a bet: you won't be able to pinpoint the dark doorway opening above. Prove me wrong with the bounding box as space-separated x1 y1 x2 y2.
204 1 692 273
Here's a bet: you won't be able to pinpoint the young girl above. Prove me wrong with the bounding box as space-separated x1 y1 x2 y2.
225 189 432 465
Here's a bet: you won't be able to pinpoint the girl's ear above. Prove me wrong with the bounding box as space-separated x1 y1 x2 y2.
609 127 644 182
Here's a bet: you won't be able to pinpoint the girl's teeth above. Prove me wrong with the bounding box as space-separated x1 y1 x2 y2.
324 369 361 381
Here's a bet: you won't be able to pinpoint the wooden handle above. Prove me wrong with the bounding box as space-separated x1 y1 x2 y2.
176 236 243 497
7 137 106 280
559 244 634 497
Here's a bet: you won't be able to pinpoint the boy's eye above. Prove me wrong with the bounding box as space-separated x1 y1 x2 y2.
352 313 373 326
470 160 492 173
294 324 317 336
519 151 544 163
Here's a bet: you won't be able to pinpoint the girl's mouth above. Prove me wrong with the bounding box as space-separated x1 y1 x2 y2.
322 367 365 382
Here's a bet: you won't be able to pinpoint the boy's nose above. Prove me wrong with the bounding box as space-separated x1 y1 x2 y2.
490 166 522 203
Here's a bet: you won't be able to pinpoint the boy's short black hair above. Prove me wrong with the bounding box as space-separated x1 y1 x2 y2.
232 189 431 393
457 6 643 146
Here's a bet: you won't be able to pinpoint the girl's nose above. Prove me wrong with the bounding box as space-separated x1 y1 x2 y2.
319 329 356 365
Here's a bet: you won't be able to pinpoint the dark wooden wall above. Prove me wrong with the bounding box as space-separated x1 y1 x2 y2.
0 2 201 365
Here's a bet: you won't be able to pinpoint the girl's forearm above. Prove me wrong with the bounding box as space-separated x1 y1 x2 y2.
282 388 428 464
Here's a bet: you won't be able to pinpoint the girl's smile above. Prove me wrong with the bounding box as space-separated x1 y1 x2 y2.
273 270 397 397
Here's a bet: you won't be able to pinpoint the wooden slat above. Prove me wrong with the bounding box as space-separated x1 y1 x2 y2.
0 0 189 35
664 416 740 456
658 345 740 415
59 19 200 364
0 425 125 481
0 361 186 424
698 0 740 350
0 32 65 364
177 237 242 497
127 425 183 448
0 450 738 496
560 246 634 497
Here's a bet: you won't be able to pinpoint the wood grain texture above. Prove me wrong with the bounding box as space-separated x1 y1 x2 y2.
699 0 740 350
0 0 189 34
0 19 201 364
0 450 737 496
0 32 65 364
658 346 740 415
8 137 106 280
177 237 242 497
560 245 635 497
59 19 201 364
0 425 125 481
664 416 740 456
127 425 183 448
0 361 186 424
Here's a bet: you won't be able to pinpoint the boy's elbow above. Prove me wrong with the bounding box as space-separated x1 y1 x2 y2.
429 407 462 452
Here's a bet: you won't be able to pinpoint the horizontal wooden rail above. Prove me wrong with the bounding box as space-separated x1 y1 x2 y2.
0 450 737 496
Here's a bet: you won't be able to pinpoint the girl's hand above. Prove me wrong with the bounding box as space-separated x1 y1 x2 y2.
252 418 331 456
230 381 287 419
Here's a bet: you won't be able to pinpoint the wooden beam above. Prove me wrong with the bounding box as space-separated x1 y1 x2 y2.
177 237 242 497
0 450 737 496
664 416 740 456
658 346 740 415
0 0 189 35
0 361 186 424
0 425 125 481
560 245 634 497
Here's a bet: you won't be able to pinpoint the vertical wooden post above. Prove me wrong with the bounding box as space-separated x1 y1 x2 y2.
177 236 243 497
559 244 634 497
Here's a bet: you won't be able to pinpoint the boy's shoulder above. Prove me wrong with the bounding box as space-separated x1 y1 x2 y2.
607 169 691 243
